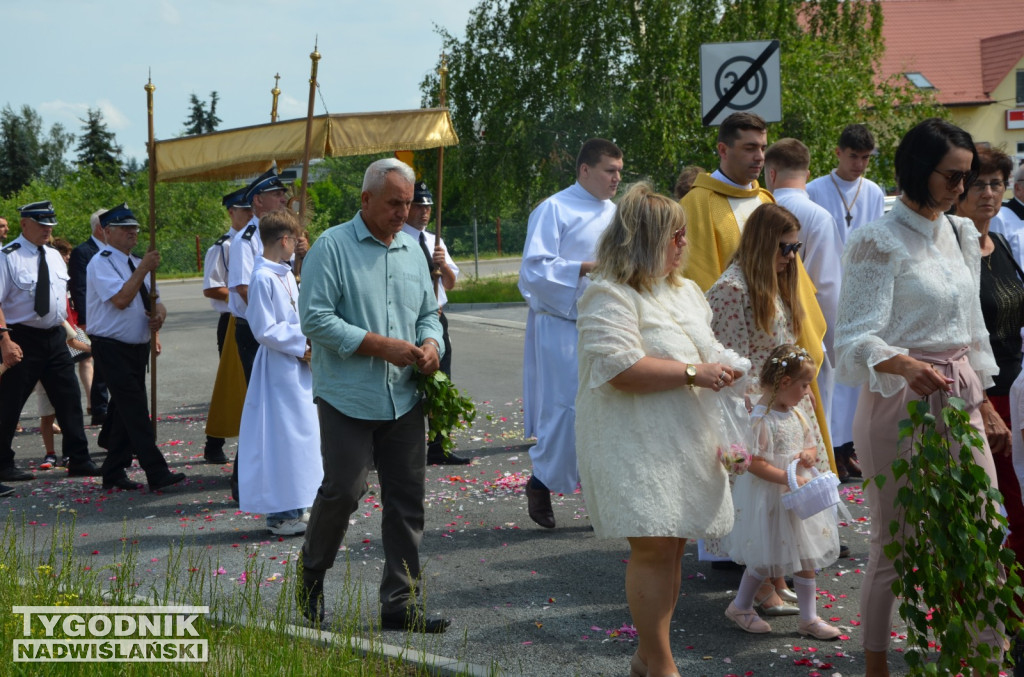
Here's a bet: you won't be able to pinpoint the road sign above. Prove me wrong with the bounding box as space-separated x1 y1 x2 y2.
700 40 781 127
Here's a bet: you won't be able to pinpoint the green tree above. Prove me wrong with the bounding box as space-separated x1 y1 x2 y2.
0 105 74 197
75 108 123 177
183 92 222 136
425 0 943 228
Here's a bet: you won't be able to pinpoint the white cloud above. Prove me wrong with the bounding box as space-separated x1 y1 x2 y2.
158 0 180 25
96 99 131 130
38 100 91 128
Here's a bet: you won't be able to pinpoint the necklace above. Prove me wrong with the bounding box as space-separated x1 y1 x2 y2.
273 271 296 311
829 171 864 228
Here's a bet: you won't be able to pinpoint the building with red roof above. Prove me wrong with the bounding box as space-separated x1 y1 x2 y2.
879 0 1024 166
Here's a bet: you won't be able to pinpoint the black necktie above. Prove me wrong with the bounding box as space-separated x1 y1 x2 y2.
419 232 438 273
34 246 50 317
126 258 152 313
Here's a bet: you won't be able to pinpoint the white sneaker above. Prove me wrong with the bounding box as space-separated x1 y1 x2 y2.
268 519 306 536
300 510 311 524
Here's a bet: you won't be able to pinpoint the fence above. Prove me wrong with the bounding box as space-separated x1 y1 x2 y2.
156 218 528 278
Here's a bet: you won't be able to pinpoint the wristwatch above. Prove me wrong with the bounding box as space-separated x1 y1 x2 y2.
685 363 697 387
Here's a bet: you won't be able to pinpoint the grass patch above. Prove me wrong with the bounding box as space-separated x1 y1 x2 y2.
447 275 523 305
0 515 482 676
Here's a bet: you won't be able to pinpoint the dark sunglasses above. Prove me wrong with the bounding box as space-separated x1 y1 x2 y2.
932 168 978 191
671 228 687 247
778 241 803 256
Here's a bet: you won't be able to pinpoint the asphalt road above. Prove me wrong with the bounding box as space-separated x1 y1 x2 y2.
2 277 905 676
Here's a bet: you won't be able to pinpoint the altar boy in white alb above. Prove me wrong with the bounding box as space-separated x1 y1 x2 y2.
237 209 322 536
806 124 885 479
518 138 623 529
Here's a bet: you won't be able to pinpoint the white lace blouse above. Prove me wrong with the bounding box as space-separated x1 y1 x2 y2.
835 198 997 397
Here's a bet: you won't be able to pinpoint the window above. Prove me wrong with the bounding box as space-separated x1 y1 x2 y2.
1017 70 1024 105
906 72 935 89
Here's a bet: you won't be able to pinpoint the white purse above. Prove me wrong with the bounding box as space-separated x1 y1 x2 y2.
780 458 841 520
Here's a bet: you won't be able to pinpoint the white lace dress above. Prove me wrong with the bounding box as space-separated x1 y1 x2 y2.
575 277 742 539
728 404 840 576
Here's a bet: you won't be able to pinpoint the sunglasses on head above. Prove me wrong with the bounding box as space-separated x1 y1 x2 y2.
778 241 803 256
932 168 978 191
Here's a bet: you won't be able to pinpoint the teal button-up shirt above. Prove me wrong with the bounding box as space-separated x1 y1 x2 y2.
298 212 444 421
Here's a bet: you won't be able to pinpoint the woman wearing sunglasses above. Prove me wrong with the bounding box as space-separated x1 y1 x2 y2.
706 202 834 615
835 118 1004 675
575 183 746 677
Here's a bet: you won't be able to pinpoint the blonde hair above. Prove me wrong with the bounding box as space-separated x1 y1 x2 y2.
759 343 815 410
731 203 803 336
593 182 686 292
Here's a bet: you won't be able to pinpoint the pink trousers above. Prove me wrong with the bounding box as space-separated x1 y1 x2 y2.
855 347 1004 653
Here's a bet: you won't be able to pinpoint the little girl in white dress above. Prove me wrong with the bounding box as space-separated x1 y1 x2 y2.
724 344 841 639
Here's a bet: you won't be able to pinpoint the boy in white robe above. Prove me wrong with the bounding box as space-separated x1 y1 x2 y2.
238 210 322 536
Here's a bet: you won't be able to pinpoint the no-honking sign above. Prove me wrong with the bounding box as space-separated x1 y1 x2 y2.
700 40 782 127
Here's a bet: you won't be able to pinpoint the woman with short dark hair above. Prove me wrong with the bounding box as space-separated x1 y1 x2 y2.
836 118 1003 675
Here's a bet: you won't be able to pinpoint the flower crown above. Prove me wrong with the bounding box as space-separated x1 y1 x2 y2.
769 348 811 369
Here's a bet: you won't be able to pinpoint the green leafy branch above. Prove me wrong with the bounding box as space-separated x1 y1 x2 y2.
869 396 1022 675
417 371 476 456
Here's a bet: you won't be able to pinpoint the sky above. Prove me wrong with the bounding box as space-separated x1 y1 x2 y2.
3 0 480 163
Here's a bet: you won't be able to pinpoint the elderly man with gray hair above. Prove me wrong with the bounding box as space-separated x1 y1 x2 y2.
296 158 449 633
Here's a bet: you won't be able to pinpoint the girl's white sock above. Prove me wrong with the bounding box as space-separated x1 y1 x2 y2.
793 575 817 622
733 568 766 610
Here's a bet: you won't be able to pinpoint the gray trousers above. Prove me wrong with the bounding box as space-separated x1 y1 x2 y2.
302 399 426 614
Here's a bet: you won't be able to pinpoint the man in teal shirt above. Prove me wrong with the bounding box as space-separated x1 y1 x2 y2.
297 158 448 633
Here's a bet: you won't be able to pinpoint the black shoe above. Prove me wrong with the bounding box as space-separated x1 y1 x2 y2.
148 471 185 492
0 484 14 497
90 413 106 427
380 608 450 634
103 475 142 491
60 456 71 468
204 448 229 465
526 478 555 529
67 460 101 477
426 451 472 466
0 466 35 482
297 568 325 624
839 544 851 559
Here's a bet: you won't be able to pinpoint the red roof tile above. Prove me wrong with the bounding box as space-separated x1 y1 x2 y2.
879 0 1024 105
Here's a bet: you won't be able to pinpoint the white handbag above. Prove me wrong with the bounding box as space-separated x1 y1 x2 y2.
780 458 841 520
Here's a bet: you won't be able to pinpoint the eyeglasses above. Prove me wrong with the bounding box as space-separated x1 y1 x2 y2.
932 168 978 191
778 241 803 256
671 228 687 247
967 179 1007 194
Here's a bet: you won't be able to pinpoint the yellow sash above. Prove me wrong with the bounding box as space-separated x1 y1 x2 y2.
205 316 247 439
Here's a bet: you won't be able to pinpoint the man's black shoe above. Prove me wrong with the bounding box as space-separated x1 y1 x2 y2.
0 484 15 497
204 449 229 465
0 466 35 482
103 475 142 491
427 451 472 466
297 568 325 624
380 608 450 634
67 460 101 477
148 471 185 492
526 479 555 529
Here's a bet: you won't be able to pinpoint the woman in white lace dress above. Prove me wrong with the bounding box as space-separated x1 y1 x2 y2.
835 118 1002 675
576 183 747 677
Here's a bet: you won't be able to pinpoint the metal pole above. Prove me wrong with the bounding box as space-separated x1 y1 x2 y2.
473 213 479 279
433 53 449 298
145 74 158 436
270 73 281 123
298 42 320 228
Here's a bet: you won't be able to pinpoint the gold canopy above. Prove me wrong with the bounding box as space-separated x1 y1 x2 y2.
154 108 459 183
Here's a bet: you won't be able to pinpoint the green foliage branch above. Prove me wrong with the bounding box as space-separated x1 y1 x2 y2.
417 370 476 455
872 396 1022 674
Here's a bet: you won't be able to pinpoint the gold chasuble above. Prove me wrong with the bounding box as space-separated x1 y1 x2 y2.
681 174 836 472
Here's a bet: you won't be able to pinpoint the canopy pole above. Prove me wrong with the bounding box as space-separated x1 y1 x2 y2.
145 73 158 436
298 40 320 228
433 53 448 298
270 73 281 123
